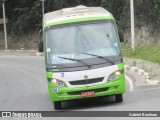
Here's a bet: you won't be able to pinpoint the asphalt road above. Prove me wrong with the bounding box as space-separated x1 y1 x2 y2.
0 56 160 112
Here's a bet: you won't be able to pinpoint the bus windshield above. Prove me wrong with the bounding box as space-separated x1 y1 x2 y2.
45 21 120 65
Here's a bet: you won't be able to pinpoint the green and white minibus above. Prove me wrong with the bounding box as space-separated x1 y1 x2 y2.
39 5 125 110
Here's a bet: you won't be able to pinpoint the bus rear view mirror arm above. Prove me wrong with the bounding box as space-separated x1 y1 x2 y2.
38 29 43 52
119 30 124 42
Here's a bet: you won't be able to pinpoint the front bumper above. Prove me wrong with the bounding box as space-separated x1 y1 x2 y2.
48 78 125 102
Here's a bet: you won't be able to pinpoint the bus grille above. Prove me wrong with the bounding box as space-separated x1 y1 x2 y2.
69 77 104 85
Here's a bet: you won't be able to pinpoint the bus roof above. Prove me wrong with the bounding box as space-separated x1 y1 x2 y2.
43 5 114 28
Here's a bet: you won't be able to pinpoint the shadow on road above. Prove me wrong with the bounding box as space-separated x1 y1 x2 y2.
59 96 121 110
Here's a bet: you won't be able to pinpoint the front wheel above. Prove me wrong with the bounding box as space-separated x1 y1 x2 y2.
115 94 123 103
54 101 62 110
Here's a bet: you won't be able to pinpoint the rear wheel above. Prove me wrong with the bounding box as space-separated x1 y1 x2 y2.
115 94 123 103
54 101 62 110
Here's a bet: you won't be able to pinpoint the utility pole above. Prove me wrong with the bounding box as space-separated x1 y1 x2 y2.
130 0 135 52
2 2 8 50
40 0 45 23
42 0 44 16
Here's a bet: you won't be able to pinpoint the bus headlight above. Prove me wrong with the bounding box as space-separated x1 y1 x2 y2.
108 70 124 81
49 78 67 87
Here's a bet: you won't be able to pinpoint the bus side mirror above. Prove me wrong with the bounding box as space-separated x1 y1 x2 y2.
119 30 124 42
38 29 43 52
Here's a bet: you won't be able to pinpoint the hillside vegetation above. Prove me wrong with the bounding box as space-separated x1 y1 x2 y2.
122 45 160 63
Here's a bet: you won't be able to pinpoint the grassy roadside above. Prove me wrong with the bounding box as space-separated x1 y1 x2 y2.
121 45 160 64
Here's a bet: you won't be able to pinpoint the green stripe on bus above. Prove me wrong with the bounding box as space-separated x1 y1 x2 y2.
118 63 124 70
43 16 114 28
46 72 52 78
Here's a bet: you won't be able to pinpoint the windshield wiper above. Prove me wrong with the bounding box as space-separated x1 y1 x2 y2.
81 52 114 65
58 56 91 68
113 57 123 62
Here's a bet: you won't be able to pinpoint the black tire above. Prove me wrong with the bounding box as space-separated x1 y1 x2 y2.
54 101 62 110
115 94 123 103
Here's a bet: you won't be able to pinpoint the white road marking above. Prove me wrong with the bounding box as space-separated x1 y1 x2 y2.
125 75 134 91
125 74 160 92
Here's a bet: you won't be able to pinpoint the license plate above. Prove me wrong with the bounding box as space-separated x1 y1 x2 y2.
81 91 95 97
